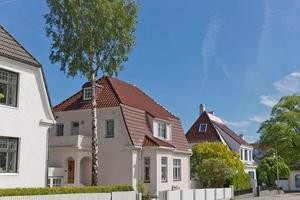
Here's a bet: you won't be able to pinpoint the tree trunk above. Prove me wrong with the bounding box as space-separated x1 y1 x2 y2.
91 73 99 186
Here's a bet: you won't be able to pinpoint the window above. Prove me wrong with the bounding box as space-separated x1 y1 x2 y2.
248 171 255 179
199 124 207 132
56 123 64 136
71 121 79 135
144 157 150 183
173 159 181 181
244 149 248 161
83 87 92 100
249 151 252 161
48 177 63 187
158 122 167 139
240 149 243 160
0 137 18 173
0 69 18 107
106 120 114 138
161 157 168 182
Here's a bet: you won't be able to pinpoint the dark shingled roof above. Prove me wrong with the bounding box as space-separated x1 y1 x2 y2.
0 25 41 67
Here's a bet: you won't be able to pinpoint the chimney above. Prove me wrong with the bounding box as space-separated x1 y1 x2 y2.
199 104 206 115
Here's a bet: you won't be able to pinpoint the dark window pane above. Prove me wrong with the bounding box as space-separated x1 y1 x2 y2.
0 152 7 172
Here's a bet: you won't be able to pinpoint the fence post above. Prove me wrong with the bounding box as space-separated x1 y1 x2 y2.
230 185 234 198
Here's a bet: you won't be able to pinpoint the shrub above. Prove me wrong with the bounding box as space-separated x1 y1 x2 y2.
232 171 252 191
0 185 133 197
136 181 145 194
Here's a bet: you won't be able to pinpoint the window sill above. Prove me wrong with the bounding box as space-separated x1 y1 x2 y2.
173 179 182 182
0 173 18 176
144 181 150 183
105 136 114 138
161 181 168 183
0 103 18 110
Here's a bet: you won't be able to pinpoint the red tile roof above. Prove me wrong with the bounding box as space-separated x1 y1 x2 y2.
186 111 250 146
54 76 190 152
143 135 175 148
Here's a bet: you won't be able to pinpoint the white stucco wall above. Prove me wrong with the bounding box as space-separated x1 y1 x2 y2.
0 58 54 188
50 107 133 186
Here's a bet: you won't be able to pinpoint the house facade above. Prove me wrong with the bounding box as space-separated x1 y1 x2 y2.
48 77 191 195
0 26 55 188
185 104 257 180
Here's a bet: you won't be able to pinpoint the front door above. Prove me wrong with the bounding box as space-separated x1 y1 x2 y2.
67 160 75 184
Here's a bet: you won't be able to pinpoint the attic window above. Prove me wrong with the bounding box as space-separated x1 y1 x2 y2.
83 87 92 100
199 123 207 132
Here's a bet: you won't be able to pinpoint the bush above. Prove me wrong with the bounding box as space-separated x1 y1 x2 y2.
0 185 133 197
232 171 252 191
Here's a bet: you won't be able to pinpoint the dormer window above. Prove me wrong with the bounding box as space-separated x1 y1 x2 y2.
158 122 167 139
83 87 92 100
199 123 207 132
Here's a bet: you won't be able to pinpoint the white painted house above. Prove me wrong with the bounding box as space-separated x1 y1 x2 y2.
0 26 55 188
48 76 191 195
186 104 257 180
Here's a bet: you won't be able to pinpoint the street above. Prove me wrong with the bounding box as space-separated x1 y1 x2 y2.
239 193 300 200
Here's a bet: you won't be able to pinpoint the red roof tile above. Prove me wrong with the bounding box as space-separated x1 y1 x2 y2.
186 111 250 146
143 135 175 148
54 76 190 152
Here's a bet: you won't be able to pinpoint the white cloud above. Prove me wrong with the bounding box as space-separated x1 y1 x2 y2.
259 71 300 107
249 115 268 123
224 120 250 129
0 0 17 6
259 95 278 107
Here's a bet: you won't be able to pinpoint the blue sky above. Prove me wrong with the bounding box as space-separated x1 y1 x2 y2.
1 0 300 142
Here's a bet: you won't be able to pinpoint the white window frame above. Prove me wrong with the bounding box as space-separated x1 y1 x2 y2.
83 87 92 100
144 157 150 183
199 123 207 132
0 68 18 107
161 157 168 182
48 177 63 187
0 137 18 173
105 119 115 138
71 121 79 135
173 159 181 181
158 122 167 139
56 123 64 136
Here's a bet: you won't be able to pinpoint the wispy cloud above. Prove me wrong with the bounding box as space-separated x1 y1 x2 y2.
0 0 17 6
224 120 250 129
259 71 300 107
259 95 277 107
201 16 227 82
249 115 268 123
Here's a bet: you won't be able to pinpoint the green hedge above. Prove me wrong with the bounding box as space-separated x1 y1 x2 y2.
0 185 133 197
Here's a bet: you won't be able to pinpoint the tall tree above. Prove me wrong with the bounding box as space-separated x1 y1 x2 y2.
259 95 300 167
45 0 138 185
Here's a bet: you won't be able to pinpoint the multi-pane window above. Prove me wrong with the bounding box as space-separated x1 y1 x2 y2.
240 149 243 160
158 122 167 139
56 123 64 136
0 137 18 173
83 87 92 100
161 157 168 182
199 124 207 132
0 69 18 107
173 159 181 181
106 120 115 138
144 157 150 183
47 177 63 187
244 149 248 161
71 121 79 135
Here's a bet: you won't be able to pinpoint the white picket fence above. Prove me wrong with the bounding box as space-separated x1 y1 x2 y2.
159 188 233 200
0 191 136 200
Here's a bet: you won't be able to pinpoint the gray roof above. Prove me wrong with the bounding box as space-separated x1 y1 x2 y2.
0 25 41 67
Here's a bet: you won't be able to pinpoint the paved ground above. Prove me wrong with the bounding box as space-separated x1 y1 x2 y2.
239 193 300 200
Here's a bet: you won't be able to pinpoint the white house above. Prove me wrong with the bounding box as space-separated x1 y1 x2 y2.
185 104 257 180
0 26 55 188
48 76 191 195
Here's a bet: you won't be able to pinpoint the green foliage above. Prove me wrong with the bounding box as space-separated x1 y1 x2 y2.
0 92 4 99
191 142 251 189
259 95 300 167
197 158 235 187
145 192 152 200
0 185 133 197
45 0 139 78
257 156 290 187
232 171 252 191
136 181 145 194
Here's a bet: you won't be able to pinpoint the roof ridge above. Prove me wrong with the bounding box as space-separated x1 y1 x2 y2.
107 76 178 119
0 25 41 67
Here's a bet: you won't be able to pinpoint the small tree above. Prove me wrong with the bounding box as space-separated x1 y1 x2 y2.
45 0 138 185
197 158 235 188
257 156 290 186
